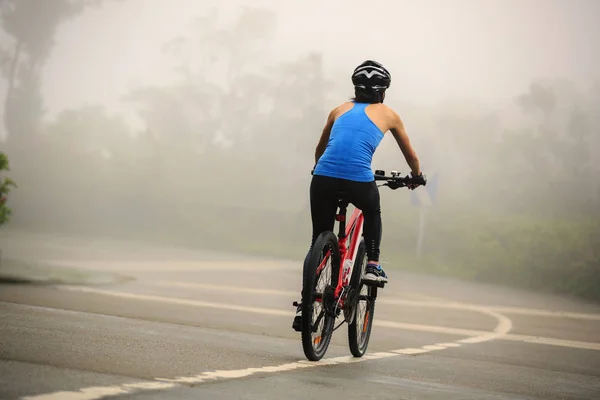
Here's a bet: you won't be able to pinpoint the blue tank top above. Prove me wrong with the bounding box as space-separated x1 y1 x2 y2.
314 102 384 182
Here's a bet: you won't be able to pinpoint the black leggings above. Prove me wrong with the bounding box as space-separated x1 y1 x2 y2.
308 174 382 262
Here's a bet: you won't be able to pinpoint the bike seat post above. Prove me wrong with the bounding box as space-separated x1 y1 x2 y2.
336 198 349 240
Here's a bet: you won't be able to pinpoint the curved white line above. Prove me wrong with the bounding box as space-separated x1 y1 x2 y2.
22 287 514 400
457 306 513 344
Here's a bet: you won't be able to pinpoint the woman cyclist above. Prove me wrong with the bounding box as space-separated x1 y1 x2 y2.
293 60 423 331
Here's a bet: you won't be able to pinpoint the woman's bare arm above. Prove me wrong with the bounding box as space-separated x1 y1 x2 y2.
388 109 421 176
314 107 337 164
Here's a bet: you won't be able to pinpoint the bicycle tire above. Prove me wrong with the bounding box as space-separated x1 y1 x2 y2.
347 239 376 357
301 231 339 361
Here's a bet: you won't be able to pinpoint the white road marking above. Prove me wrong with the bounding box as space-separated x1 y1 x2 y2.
379 298 600 322
421 345 448 351
502 333 600 351
47 260 299 272
457 307 513 344
149 280 600 321
25 281 599 400
21 284 513 400
57 286 599 351
57 286 495 338
375 320 489 337
22 305 511 400
392 348 430 355
151 281 431 302
436 342 462 348
155 280 295 296
59 286 291 317
474 305 600 321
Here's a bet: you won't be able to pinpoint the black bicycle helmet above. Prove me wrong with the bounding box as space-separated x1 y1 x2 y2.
351 60 392 90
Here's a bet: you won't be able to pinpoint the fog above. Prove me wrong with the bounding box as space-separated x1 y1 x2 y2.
38 0 600 118
1 0 599 300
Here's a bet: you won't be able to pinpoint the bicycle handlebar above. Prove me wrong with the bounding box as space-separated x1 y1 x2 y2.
373 170 427 189
310 169 427 189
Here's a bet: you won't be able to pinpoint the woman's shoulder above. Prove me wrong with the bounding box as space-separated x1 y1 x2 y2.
376 103 399 119
363 102 396 118
329 101 356 119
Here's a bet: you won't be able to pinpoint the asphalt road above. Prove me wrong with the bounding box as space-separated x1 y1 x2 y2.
1 231 600 400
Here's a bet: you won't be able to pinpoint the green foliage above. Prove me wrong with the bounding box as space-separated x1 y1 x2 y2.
0 152 17 225
380 212 600 301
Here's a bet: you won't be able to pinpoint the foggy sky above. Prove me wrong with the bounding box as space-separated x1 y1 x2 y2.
0 0 595 137
35 0 600 127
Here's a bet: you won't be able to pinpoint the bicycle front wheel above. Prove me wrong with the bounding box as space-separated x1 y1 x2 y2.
301 231 339 361
348 239 376 357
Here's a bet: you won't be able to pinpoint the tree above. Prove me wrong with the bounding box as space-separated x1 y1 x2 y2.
126 7 277 150
0 0 117 141
0 152 16 225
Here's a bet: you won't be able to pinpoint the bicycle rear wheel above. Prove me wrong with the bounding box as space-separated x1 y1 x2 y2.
348 239 376 357
301 231 339 361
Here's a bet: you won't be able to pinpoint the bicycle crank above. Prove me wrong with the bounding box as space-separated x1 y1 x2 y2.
322 285 337 317
343 288 357 324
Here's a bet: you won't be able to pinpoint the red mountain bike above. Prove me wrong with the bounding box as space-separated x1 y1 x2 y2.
296 170 427 361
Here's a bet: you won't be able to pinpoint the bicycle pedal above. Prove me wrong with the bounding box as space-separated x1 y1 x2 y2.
361 279 386 289
292 315 302 332
292 301 299 307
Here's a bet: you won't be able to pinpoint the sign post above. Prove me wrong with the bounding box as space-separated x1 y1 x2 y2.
416 208 427 257
410 173 438 258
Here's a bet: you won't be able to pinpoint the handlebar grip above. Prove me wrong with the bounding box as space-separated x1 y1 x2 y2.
412 174 427 186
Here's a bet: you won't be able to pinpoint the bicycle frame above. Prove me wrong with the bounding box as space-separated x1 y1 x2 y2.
315 199 364 306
